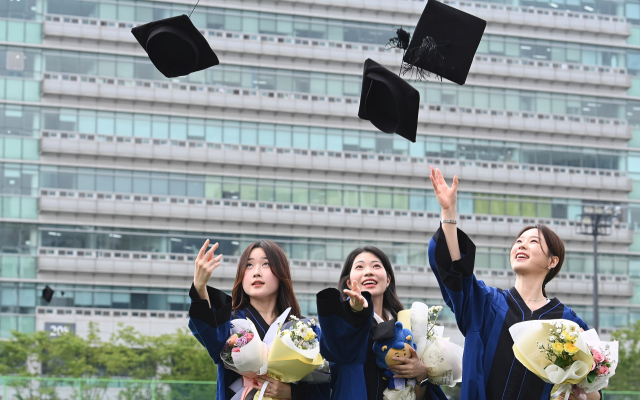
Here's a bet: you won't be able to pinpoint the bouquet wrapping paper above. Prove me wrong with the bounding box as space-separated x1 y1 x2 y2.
574 329 618 394
399 302 463 387
509 319 594 400
222 319 268 377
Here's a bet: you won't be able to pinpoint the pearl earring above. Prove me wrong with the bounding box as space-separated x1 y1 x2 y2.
547 266 552 270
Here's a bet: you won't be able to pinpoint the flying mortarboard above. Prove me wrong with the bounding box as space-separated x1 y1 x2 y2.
358 58 420 143
389 0 486 85
42 285 54 303
131 14 219 78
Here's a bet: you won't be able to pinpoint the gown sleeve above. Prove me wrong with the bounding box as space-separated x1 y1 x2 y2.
188 283 237 400
187 283 233 364
428 225 494 336
316 288 374 400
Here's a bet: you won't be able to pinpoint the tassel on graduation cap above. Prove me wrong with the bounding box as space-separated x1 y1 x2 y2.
387 28 445 82
387 28 411 51
401 37 446 81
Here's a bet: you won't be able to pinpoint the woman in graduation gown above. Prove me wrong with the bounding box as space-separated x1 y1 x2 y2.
427 166 600 400
316 245 448 400
188 239 330 400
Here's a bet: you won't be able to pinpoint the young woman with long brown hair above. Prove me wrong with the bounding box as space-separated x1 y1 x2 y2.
428 166 599 400
188 239 330 400
316 245 447 400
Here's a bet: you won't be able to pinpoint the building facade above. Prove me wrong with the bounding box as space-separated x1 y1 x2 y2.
1 0 639 343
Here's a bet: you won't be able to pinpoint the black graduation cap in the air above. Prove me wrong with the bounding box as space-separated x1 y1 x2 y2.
389 0 486 85
42 285 54 303
358 59 420 143
372 320 397 342
131 14 219 78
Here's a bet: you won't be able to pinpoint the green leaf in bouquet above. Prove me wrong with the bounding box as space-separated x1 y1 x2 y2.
587 371 597 384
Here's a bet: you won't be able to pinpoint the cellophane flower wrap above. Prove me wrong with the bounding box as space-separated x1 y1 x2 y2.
509 319 594 400
264 316 324 383
575 329 618 394
398 302 463 387
220 319 268 377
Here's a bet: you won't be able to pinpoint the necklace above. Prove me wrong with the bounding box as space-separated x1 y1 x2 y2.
523 298 548 301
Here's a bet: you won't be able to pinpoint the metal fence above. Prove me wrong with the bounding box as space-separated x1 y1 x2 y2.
0 377 216 400
0 376 638 400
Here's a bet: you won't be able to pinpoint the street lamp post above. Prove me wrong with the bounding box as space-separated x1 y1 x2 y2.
576 205 621 333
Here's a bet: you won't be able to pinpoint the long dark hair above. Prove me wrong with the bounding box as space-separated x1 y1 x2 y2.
511 224 565 298
338 246 404 321
232 240 302 318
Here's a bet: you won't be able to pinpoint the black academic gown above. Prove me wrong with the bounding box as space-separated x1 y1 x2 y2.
188 284 330 400
316 288 448 400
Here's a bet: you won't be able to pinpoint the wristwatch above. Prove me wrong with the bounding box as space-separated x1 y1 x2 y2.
419 376 430 387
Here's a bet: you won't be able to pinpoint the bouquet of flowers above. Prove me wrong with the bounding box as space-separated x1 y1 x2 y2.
510 319 593 400
573 329 618 397
398 302 463 387
266 315 324 383
220 319 268 378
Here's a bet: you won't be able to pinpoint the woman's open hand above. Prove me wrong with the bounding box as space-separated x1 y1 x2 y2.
193 239 223 299
430 166 458 212
343 280 369 312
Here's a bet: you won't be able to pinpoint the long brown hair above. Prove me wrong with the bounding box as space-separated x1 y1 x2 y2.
232 240 302 318
338 246 404 321
511 224 565 297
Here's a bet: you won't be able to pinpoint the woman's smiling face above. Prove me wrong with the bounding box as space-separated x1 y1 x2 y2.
347 251 390 297
510 228 557 275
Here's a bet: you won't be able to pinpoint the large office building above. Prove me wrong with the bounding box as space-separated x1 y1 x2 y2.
1 0 639 343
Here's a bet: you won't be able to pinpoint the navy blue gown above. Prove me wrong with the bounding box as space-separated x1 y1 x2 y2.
188 284 331 400
316 288 449 400
428 226 590 400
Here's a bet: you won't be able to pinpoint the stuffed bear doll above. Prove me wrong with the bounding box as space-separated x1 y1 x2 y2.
372 321 417 400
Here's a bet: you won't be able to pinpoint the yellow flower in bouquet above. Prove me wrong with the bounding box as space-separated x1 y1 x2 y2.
552 342 565 355
564 342 578 356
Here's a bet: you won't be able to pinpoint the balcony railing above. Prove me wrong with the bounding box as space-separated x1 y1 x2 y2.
43 13 629 80
40 129 629 179
41 73 630 138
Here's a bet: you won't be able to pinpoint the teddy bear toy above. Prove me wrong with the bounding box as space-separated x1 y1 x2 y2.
372 321 417 400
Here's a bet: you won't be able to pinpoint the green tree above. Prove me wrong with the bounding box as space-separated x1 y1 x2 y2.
0 322 218 399
608 320 640 391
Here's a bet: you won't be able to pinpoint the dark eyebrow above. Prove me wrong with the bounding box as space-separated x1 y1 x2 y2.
354 259 382 264
247 257 269 261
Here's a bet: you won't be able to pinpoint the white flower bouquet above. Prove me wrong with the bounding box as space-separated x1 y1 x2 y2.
265 316 323 383
398 302 463 387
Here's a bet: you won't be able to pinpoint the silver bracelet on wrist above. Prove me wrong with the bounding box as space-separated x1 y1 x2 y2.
442 219 457 224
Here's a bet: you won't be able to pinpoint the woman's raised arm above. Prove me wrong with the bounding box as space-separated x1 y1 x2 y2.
429 166 461 261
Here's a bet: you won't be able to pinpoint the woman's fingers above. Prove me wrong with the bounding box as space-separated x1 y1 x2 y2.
343 290 368 308
197 239 210 260
352 280 361 294
206 253 223 269
451 174 459 192
205 242 219 262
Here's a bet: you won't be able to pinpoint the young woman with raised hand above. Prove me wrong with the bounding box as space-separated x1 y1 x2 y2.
316 245 447 400
428 166 599 400
188 239 330 400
